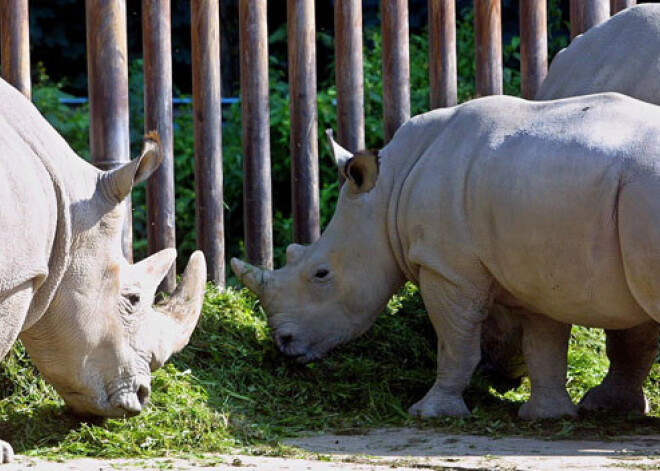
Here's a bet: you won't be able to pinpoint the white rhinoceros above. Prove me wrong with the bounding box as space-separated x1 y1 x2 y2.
0 78 206 463
233 91 660 421
481 2 660 414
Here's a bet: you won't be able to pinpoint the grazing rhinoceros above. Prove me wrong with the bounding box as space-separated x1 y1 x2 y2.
0 78 206 463
481 2 660 415
233 92 660 421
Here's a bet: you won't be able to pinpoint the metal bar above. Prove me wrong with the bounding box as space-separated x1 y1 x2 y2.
335 0 365 152
0 0 30 98
475 0 502 97
239 0 273 269
381 0 410 143
191 0 225 285
143 0 176 291
520 0 547 99
85 0 132 260
429 0 457 109
58 96 240 106
287 0 320 245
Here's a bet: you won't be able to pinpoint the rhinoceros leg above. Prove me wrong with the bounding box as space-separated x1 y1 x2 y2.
579 321 659 415
517 311 576 419
479 304 526 387
0 440 13 463
0 280 32 464
0 280 34 360
409 269 489 418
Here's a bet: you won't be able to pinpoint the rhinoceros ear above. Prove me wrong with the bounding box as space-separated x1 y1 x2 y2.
344 149 379 194
101 132 163 204
325 129 352 171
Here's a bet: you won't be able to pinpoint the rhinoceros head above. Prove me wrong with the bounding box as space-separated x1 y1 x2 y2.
19 136 206 418
231 132 405 363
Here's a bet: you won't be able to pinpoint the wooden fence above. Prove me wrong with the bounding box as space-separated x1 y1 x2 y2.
0 0 636 290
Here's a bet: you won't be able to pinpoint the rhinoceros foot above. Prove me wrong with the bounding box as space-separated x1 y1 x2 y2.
518 390 577 420
0 439 13 463
408 383 470 418
579 384 649 415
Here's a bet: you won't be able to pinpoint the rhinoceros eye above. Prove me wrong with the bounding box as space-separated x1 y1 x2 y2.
313 268 330 281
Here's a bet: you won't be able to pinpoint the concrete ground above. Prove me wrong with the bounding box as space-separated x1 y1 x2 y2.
3 428 660 470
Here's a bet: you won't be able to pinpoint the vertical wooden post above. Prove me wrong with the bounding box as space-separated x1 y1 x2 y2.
239 0 273 269
0 0 30 98
569 0 582 39
381 0 410 143
520 0 547 99
143 0 176 290
475 0 502 97
86 0 132 260
191 0 225 285
571 0 609 39
335 0 365 152
611 0 635 15
429 0 457 109
288 0 320 244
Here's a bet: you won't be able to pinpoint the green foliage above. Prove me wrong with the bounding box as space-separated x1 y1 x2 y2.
31 65 90 160
1 287 659 459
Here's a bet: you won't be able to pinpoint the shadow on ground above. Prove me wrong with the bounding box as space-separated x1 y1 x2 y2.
0 404 98 453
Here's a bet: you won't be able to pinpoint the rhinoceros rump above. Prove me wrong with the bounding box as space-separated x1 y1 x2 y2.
0 78 206 463
234 92 660 421
481 2 660 414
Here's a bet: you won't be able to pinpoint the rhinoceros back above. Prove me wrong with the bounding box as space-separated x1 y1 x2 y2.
537 4 660 103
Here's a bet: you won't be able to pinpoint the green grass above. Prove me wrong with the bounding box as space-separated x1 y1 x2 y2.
0 284 659 459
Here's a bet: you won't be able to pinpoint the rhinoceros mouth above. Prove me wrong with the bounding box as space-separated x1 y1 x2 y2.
272 331 329 364
59 375 151 418
60 391 115 418
290 351 324 364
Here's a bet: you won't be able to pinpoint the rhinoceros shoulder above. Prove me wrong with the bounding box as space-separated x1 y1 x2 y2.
0 89 72 328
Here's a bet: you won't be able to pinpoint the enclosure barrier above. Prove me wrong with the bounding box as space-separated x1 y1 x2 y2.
144 0 177 290
191 0 224 287
288 0 320 244
0 0 632 288
86 0 133 261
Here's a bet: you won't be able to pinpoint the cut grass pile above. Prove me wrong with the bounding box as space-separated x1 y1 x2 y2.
0 283 659 459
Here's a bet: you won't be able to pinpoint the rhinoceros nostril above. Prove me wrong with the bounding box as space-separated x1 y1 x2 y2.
277 333 294 352
136 384 151 407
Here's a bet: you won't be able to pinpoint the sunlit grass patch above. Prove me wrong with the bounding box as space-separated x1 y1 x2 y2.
0 284 659 459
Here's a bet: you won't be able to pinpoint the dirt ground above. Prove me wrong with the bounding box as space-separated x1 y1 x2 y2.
4 428 660 470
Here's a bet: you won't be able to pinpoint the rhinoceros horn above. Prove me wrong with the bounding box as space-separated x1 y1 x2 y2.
230 258 268 296
148 250 207 370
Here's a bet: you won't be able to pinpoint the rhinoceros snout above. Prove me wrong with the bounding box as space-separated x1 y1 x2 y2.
274 332 296 354
108 382 151 417
273 331 310 359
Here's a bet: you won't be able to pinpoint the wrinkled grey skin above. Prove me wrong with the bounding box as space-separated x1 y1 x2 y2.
483 2 660 416
0 78 206 463
234 92 660 421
